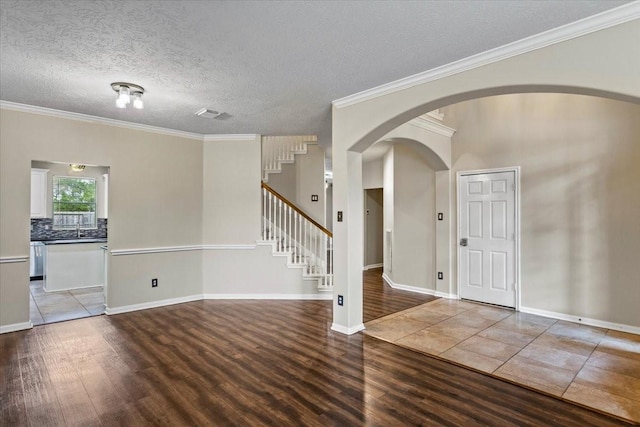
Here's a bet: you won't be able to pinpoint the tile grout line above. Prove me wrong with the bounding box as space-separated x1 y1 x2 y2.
487 319 557 375
560 329 614 399
29 284 46 324
70 291 95 316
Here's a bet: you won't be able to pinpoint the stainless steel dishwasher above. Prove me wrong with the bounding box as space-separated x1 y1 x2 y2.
29 241 45 280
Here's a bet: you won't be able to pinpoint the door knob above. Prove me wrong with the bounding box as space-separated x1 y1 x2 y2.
460 238 468 247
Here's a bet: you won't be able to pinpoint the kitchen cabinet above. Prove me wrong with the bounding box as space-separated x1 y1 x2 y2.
43 241 106 292
31 168 49 218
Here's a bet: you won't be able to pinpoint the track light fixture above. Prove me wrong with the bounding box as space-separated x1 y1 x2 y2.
111 82 144 109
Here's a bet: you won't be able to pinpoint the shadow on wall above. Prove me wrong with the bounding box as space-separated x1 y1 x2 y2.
445 93 640 326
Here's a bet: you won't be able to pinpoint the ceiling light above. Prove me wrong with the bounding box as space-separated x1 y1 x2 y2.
195 108 222 119
132 91 144 109
70 164 86 172
111 82 145 110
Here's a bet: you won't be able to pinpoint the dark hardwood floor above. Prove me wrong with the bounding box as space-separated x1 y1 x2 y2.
363 267 436 322
0 294 631 426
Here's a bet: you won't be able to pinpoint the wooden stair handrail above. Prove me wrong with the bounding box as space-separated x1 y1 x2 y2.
262 182 333 238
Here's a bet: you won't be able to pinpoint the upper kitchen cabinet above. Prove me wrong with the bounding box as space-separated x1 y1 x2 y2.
31 168 49 218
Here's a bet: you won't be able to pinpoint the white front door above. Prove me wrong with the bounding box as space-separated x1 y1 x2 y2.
459 170 516 307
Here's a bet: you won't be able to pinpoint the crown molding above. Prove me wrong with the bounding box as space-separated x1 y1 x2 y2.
0 100 204 140
409 115 456 138
332 2 640 109
0 100 263 142
202 134 259 142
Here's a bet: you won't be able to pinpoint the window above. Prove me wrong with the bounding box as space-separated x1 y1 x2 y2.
53 176 97 229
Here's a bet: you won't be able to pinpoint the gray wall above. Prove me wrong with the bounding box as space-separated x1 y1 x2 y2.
364 188 383 267
1 108 204 326
266 143 326 226
444 93 640 327
383 144 436 290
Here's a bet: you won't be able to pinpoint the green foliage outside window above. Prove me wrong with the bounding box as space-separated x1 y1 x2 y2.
53 176 97 228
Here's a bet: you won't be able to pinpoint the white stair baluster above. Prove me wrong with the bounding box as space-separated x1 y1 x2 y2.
262 188 267 240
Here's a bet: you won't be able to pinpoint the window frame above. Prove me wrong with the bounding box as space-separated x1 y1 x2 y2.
52 175 98 230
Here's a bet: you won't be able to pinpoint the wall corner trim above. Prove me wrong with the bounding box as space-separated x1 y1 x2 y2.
0 256 29 264
409 116 456 137
331 2 640 108
111 245 203 256
0 321 33 334
519 306 640 335
331 323 365 335
201 244 257 250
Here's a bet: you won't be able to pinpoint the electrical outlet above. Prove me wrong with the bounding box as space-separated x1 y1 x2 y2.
438 272 443 280
311 194 319 202
337 211 343 222
152 278 158 288
337 295 344 306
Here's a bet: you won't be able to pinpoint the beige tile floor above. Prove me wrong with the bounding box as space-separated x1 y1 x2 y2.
30 280 105 325
364 299 640 424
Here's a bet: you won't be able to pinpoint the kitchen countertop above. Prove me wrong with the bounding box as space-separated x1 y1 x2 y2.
33 238 108 245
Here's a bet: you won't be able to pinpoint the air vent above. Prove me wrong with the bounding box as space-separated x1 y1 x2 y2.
195 108 222 119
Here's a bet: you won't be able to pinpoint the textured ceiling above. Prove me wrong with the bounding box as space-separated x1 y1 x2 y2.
0 0 629 142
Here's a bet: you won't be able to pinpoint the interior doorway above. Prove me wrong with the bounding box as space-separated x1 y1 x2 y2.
364 188 384 270
29 160 109 325
458 168 519 308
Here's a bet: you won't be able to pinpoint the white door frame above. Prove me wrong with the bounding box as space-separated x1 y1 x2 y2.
456 166 521 310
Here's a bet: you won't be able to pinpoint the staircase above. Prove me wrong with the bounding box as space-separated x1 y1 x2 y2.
262 135 317 182
259 182 333 292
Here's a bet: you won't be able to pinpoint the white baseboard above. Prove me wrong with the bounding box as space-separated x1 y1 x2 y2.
363 263 383 271
105 294 204 315
382 273 458 299
43 284 103 293
203 293 332 300
435 291 459 299
382 273 436 296
0 321 33 334
520 306 640 335
331 323 365 335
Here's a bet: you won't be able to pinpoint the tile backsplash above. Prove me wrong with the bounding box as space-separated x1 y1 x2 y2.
31 218 107 241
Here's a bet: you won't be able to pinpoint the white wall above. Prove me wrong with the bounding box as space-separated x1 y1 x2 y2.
444 93 640 327
363 158 383 189
0 108 203 328
266 143 326 225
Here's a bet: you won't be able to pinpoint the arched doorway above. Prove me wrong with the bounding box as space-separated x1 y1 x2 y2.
330 21 640 334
